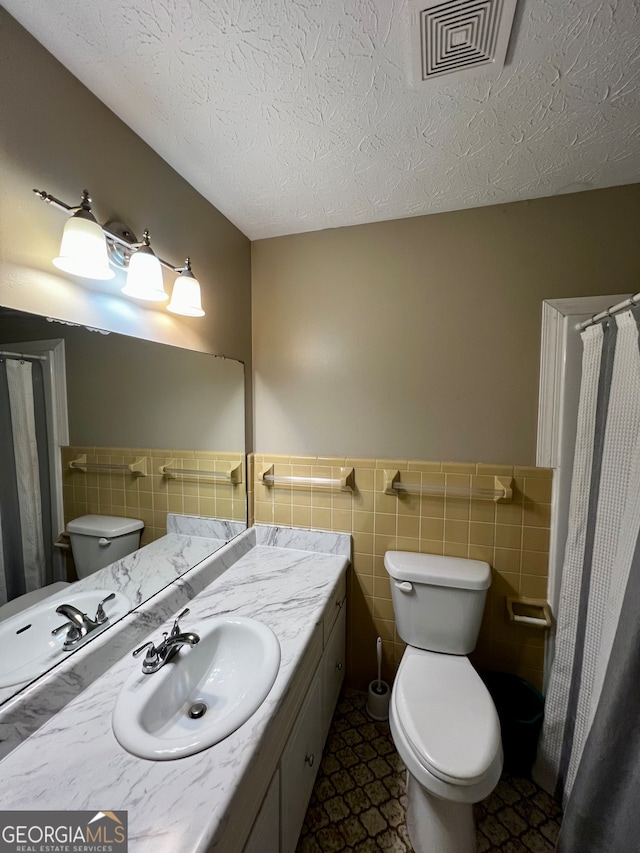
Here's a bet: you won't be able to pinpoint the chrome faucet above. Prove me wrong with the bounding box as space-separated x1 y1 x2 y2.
132 608 200 674
51 593 116 650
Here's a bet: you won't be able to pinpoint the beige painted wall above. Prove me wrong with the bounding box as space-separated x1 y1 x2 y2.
252 184 640 464
0 9 253 446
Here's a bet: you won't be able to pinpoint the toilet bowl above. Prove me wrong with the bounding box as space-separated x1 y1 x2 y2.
66 515 144 579
385 551 502 853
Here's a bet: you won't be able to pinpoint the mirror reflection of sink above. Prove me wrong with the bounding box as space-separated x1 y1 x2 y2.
112 616 281 760
0 589 131 688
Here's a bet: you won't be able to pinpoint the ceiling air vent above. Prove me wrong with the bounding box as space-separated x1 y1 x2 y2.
410 0 518 84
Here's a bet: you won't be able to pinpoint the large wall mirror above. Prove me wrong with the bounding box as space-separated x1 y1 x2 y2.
0 305 246 703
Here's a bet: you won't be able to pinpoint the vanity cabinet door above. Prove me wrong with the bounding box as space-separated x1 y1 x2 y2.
322 603 346 741
280 675 323 853
243 768 280 853
322 572 346 644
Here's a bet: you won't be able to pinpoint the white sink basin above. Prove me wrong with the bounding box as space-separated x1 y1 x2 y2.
0 589 131 688
112 616 281 760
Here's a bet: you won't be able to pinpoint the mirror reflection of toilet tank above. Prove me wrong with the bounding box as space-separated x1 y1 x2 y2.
66 515 143 578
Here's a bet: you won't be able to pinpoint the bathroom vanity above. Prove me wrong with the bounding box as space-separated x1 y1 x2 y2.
0 525 349 853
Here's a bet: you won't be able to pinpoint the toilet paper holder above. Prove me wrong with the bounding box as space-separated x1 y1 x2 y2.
506 596 552 629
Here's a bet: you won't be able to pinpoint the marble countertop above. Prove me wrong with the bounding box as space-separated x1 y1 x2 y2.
0 529 226 708
0 512 243 709
0 531 253 761
0 527 349 853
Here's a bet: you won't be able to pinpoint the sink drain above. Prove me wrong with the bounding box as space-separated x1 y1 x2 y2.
188 702 207 719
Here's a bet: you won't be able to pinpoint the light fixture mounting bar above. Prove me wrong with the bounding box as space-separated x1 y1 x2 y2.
33 189 75 214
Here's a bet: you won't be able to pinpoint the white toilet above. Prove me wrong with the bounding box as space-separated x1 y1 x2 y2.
66 515 144 578
385 550 502 853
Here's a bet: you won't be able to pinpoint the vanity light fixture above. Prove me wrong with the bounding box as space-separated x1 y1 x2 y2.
121 230 168 302
33 187 205 317
52 190 115 281
167 258 205 317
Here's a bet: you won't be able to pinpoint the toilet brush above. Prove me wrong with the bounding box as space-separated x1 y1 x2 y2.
366 636 391 720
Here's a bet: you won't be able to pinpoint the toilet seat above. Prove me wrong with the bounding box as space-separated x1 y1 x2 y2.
390 647 502 803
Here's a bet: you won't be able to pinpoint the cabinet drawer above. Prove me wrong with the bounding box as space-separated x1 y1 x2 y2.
322 603 346 740
243 769 280 853
280 676 323 853
322 571 346 645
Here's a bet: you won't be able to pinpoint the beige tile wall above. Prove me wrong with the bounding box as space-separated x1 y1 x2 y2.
61 446 246 547
252 453 552 692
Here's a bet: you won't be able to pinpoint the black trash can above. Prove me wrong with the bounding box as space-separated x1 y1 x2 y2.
482 672 544 777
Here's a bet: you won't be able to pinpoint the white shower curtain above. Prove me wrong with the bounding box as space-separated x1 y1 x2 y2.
534 310 640 805
0 359 47 603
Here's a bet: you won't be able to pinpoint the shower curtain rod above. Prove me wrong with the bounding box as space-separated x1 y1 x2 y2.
577 291 640 331
0 350 47 362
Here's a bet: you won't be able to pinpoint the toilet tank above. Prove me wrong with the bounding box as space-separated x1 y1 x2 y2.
67 515 144 579
384 551 491 654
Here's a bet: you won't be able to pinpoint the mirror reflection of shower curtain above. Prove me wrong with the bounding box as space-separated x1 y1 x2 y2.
0 357 52 605
534 309 640 830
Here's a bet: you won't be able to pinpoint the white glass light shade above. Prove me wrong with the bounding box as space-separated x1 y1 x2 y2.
121 246 168 302
167 269 205 317
53 210 114 280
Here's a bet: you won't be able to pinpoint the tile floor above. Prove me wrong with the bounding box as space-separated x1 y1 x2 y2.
297 689 562 852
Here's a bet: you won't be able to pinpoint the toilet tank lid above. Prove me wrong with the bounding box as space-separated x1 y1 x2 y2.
384 551 491 590
66 515 144 537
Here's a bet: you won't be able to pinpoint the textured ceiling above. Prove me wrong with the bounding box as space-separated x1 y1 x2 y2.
5 0 640 239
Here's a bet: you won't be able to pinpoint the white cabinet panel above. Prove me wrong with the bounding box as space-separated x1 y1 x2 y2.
323 573 346 644
280 676 323 853
243 769 280 853
322 604 346 740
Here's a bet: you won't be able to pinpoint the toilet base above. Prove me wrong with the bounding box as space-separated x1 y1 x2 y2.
406 771 476 853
